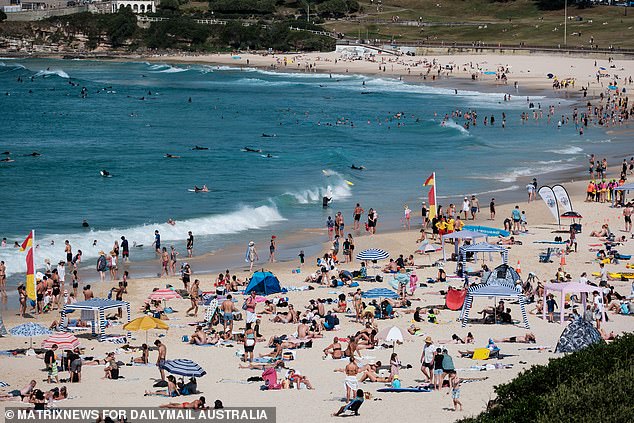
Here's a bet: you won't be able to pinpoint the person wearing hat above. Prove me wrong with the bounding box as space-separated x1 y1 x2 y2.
420 336 436 383
246 241 258 271
461 197 470 220
96 251 107 283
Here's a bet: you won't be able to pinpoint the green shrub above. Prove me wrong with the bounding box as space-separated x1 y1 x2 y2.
460 333 634 423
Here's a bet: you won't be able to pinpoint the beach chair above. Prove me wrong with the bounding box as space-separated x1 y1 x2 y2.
539 248 552 263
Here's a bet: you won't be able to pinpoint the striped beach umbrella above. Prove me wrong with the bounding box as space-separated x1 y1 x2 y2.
356 248 390 261
42 332 80 350
10 322 52 348
148 289 182 301
160 359 206 378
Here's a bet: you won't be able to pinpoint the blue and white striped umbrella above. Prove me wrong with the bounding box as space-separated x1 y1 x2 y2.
10 322 52 337
160 359 206 377
356 248 390 261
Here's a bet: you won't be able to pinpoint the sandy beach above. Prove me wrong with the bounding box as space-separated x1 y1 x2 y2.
1 50 633 422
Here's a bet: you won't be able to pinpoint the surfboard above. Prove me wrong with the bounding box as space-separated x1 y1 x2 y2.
345 180 354 186
100 171 112 177
188 189 210 193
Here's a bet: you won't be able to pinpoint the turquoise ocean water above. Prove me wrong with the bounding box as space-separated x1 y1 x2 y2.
0 58 623 284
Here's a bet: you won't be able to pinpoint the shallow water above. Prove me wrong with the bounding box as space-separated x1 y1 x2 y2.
0 58 622 280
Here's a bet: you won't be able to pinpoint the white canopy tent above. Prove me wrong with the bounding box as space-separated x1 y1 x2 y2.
441 229 487 261
459 242 509 285
61 298 131 340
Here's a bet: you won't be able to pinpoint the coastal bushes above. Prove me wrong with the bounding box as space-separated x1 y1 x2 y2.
46 9 138 48
208 0 277 16
459 333 634 423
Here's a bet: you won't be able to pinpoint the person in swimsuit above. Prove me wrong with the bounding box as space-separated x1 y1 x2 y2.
269 236 276 263
492 333 536 343
221 295 237 333
186 279 199 317
0 261 6 300
64 240 72 265
353 204 364 232
169 246 179 275
161 247 169 277
323 337 344 359
243 326 256 362
186 231 194 258
160 396 208 409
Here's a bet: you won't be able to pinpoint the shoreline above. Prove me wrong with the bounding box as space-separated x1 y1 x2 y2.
2 51 633 309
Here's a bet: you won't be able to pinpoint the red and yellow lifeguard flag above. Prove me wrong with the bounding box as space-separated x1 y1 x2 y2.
20 230 33 252
20 230 36 301
25 247 36 301
424 172 437 220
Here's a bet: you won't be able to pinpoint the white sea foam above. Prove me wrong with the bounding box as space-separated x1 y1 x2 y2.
282 171 352 204
0 205 284 277
546 146 583 155
442 120 470 135
33 69 69 79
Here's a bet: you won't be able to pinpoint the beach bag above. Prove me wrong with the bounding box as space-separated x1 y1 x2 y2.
242 301 248 311
472 348 490 360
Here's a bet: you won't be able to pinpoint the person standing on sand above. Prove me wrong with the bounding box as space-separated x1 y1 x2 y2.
269 236 276 263
247 241 258 271
186 279 199 317
421 201 428 229
245 291 258 326
448 373 463 411
420 336 436 383
353 203 364 232
327 216 335 241
221 294 237 333
461 197 470 220
155 339 167 381
342 357 360 402
470 195 480 220
623 203 633 234
512 206 521 233
96 251 107 282
489 198 496 220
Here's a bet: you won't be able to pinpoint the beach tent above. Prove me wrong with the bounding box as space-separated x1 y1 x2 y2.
612 182 634 206
483 264 521 285
460 271 530 329
459 242 509 285
60 298 131 340
441 230 487 261
555 318 604 353
245 271 282 296
543 282 603 324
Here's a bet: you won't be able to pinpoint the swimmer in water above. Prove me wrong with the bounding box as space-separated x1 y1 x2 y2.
351 165 365 170
167 219 176 226
194 185 209 192
192 146 208 150
24 152 41 157
165 154 181 159
82 220 89 228
100 170 110 177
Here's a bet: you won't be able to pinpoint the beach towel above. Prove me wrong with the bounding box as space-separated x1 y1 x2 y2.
471 348 490 360
377 387 431 393
0 381 9 387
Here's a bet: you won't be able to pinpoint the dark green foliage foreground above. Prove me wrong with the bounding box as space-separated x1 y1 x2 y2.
460 333 634 423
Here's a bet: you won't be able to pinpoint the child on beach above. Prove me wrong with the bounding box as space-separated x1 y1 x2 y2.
546 294 558 323
448 373 463 411
298 250 305 267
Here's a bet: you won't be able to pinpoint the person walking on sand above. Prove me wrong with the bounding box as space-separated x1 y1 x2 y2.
269 236 276 263
120 236 129 262
470 195 480 220
186 279 200 317
420 336 436 383
327 216 335 241
623 203 633 234
461 197 470 220
246 241 258 271
64 240 72 266
155 339 167 381
489 198 496 220
221 294 237 334
448 373 463 411
96 252 107 282
403 204 411 230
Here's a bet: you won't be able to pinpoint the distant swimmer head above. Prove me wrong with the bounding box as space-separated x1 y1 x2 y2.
100 170 110 177
82 220 89 228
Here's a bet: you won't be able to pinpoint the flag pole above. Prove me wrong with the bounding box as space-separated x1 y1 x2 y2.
33 230 38 317
433 172 437 218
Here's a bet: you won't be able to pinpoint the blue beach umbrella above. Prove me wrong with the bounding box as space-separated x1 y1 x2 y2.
160 359 206 378
356 248 390 261
362 288 399 299
10 322 52 348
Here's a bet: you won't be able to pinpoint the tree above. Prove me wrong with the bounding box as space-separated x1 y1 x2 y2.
0 10 7 22
106 8 137 48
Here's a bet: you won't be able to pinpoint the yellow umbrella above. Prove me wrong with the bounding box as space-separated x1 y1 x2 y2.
123 316 168 343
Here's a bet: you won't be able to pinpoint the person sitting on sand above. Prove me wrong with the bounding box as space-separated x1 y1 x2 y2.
333 389 364 417
357 361 388 383
436 268 447 283
103 352 119 380
146 375 179 397
589 224 610 237
323 337 344 359
479 300 505 322
133 344 149 364
259 341 284 360
382 259 398 273
385 298 412 309
44 386 67 403
262 300 276 314
332 294 347 313
160 396 208 409
271 305 299 324
492 333 536 343
286 369 315 390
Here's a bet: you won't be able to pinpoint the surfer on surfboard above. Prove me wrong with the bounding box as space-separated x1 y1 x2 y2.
351 164 365 170
193 185 209 192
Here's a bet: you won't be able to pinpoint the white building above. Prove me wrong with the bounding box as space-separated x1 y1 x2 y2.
111 0 155 13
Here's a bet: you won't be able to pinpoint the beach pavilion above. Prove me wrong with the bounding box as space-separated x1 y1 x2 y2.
441 229 488 261
542 282 604 324
460 275 530 329
60 298 131 340
612 182 634 206
459 242 509 285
